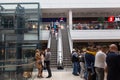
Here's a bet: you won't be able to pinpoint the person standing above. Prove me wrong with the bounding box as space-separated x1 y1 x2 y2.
106 44 120 80
79 48 86 78
94 46 107 80
35 49 43 78
40 50 45 77
84 46 96 80
44 48 52 78
71 49 79 76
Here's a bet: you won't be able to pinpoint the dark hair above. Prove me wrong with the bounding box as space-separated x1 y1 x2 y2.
47 48 50 51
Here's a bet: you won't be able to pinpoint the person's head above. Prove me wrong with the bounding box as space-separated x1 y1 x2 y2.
35 49 40 52
47 48 50 52
45 48 47 52
101 45 108 53
40 50 44 55
73 48 75 51
87 46 94 51
72 49 76 53
82 48 87 53
76 49 81 54
96 45 102 50
109 44 118 52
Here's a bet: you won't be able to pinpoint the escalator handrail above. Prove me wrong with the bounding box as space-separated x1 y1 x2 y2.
57 28 63 68
47 30 52 48
67 25 73 53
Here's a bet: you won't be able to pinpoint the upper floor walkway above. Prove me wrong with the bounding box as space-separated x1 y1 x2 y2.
23 29 120 42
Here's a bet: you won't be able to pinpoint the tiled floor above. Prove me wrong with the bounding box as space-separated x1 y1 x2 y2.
30 68 107 80
30 68 83 80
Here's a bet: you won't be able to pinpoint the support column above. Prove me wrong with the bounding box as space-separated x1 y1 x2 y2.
68 10 73 30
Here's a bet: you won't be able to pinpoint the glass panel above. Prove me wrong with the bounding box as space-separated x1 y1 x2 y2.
0 3 41 80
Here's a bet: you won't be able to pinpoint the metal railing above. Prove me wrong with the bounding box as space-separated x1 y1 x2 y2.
57 29 63 69
47 30 51 48
0 58 35 80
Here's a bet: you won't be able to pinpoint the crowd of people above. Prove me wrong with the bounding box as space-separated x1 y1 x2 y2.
73 22 120 30
25 43 120 80
71 44 120 80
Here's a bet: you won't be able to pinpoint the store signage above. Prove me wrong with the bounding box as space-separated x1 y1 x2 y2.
108 16 120 22
114 17 120 21
108 16 115 22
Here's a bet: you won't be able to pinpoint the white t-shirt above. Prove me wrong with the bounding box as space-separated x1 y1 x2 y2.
94 50 106 69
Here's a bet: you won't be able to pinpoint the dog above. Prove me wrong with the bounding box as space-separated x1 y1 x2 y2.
23 71 32 78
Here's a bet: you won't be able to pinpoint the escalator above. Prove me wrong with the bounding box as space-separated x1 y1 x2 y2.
47 25 72 68
61 26 72 68
47 31 57 68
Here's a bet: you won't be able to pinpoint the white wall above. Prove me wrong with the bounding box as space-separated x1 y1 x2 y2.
1 0 120 8
70 30 120 40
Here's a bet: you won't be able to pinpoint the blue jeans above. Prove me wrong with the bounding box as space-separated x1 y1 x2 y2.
84 53 95 80
72 62 79 74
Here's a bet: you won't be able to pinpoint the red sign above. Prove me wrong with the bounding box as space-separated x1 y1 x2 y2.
108 16 115 22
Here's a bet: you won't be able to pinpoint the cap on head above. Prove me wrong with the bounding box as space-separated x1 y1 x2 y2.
72 49 76 51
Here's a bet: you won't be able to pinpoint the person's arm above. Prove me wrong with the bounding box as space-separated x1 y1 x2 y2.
41 54 44 60
104 63 108 73
86 51 96 56
41 54 44 66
